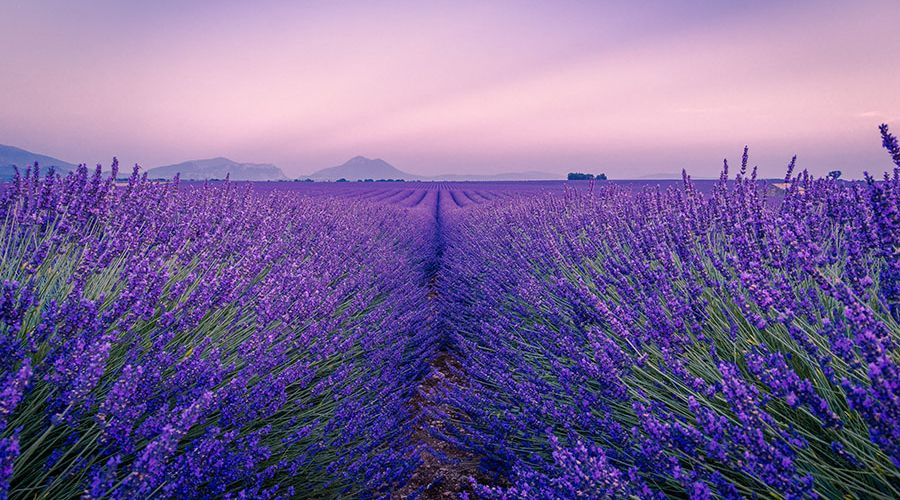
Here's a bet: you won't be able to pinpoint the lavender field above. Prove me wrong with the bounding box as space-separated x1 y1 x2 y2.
0 129 898 499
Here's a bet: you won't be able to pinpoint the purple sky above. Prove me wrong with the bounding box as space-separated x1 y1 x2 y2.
1 0 898 178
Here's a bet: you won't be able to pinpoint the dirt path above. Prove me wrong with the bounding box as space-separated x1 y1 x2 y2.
395 191 486 498
397 353 484 498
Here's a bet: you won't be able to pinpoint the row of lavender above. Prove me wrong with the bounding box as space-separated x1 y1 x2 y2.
439 133 899 497
0 164 439 497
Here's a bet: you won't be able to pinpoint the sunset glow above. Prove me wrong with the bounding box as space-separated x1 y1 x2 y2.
2 0 898 177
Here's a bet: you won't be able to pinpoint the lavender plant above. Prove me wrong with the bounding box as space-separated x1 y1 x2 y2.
0 163 436 498
1 126 898 498
438 127 900 498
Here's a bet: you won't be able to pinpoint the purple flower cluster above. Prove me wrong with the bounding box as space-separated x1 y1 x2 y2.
438 128 900 497
1 126 898 498
0 164 437 497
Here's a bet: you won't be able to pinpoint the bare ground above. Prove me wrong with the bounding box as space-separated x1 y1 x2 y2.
394 351 488 499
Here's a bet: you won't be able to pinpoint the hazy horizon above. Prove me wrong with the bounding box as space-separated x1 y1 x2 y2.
2 0 899 179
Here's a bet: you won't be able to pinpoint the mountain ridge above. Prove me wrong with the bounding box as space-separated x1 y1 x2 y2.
0 144 77 180
303 156 559 181
0 145 564 182
307 156 419 181
146 157 288 181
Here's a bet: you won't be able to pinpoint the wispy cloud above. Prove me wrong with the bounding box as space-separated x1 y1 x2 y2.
856 111 898 124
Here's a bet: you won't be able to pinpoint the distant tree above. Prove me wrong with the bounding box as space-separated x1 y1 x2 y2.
364 178 374 182
596 173 608 180
828 170 842 180
567 172 594 180
336 178 348 182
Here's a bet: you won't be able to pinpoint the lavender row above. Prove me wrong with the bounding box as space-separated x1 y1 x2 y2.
0 164 437 498
438 132 899 497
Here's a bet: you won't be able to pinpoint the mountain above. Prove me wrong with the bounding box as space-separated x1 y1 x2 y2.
1 144 76 180
306 157 560 181
308 156 418 181
146 157 288 181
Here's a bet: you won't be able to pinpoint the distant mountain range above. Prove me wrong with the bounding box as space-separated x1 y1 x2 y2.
306 156 417 181
146 157 288 181
1 144 76 180
157 155 559 181
301 156 558 181
0 144 562 182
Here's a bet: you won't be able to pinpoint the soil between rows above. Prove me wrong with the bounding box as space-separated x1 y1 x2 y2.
395 191 493 498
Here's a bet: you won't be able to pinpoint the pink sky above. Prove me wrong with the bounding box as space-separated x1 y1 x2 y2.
1 0 898 178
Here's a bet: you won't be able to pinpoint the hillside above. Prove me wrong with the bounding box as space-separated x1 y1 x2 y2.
0 144 76 180
306 156 559 181
146 157 288 181
308 156 418 181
